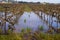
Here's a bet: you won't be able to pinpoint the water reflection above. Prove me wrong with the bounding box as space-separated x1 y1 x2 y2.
14 12 49 32
39 12 60 28
0 11 60 32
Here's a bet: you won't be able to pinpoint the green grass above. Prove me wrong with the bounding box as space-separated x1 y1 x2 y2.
0 33 21 40
0 32 60 40
0 6 5 11
24 5 32 12
0 27 60 40
38 26 44 31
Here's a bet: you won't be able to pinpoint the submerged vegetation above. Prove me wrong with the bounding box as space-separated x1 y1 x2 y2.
24 18 26 23
38 25 44 31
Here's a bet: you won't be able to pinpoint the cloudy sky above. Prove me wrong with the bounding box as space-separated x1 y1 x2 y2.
16 0 60 3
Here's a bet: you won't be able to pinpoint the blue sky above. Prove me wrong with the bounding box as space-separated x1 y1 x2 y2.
16 0 60 3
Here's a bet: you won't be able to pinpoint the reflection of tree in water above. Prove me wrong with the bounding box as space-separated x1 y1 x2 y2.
0 12 17 34
57 15 60 23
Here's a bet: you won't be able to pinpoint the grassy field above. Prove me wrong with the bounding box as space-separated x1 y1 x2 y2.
0 3 60 13
0 31 60 40
0 20 60 40
0 27 60 40
24 5 32 12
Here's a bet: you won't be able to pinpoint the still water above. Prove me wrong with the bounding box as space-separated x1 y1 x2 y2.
14 12 49 32
0 11 60 32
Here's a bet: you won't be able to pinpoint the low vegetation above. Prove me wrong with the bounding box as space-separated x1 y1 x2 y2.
0 26 60 40
24 5 32 12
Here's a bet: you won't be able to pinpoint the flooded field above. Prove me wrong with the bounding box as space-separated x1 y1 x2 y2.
0 3 60 40
0 11 60 33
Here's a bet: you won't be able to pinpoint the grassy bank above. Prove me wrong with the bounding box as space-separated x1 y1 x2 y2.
0 28 60 40
0 32 60 40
